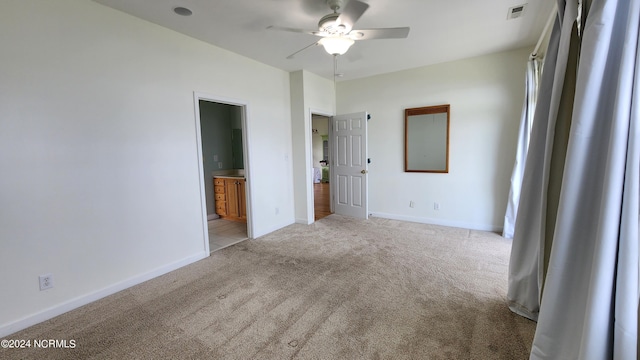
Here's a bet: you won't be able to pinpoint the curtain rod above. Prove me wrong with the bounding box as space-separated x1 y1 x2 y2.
531 3 558 59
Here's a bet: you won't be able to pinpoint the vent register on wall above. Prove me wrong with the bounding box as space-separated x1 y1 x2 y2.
507 4 528 19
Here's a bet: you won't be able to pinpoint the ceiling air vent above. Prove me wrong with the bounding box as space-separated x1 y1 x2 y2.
507 4 527 19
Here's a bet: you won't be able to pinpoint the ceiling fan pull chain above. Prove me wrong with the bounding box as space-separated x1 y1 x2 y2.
333 54 338 114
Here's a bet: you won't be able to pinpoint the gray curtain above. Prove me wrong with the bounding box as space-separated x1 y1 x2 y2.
503 58 541 239
508 0 640 358
506 0 576 320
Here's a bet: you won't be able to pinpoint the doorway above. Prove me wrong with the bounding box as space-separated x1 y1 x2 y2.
195 93 251 253
311 114 332 221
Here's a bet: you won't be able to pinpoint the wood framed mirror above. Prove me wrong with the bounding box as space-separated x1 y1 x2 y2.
404 104 450 173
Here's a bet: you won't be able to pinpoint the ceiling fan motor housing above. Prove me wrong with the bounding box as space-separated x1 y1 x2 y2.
319 13 347 34
320 0 353 34
326 0 344 11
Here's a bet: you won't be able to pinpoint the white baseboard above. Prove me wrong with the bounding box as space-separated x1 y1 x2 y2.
369 212 502 233
0 251 209 337
207 214 219 220
295 217 312 225
252 219 296 239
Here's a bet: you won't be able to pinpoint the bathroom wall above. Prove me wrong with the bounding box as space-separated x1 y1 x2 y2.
199 100 238 216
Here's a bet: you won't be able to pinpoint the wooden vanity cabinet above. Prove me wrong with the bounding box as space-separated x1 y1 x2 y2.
213 178 227 216
213 177 246 222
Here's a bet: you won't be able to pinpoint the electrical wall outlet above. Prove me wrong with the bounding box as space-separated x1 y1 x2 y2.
39 274 54 291
218 162 223 169
409 201 415 208
434 202 440 211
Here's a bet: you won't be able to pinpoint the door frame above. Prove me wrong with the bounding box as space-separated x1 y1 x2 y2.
194 92 253 255
309 109 334 221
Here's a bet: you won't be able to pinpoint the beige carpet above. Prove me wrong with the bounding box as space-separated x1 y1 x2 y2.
2 215 535 359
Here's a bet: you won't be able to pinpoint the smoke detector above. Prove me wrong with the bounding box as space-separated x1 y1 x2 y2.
507 4 527 20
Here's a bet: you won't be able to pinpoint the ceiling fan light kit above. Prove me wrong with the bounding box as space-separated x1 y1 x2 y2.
268 0 410 59
319 36 355 55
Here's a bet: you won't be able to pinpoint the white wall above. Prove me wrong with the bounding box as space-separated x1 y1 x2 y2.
337 48 530 231
0 0 294 336
290 71 335 224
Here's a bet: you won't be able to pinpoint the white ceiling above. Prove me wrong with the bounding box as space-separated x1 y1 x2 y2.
93 0 555 81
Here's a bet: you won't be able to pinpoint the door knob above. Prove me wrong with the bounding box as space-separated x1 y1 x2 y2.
361 169 368 174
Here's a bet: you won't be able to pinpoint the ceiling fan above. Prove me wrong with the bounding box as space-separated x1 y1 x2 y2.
267 0 410 59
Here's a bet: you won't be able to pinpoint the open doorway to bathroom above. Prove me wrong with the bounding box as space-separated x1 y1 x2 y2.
197 98 249 253
312 114 331 221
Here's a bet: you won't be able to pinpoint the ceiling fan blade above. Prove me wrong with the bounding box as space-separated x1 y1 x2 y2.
337 0 369 30
350 27 410 40
286 41 320 59
267 25 317 36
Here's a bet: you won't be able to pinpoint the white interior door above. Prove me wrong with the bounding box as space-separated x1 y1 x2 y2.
332 111 368 219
